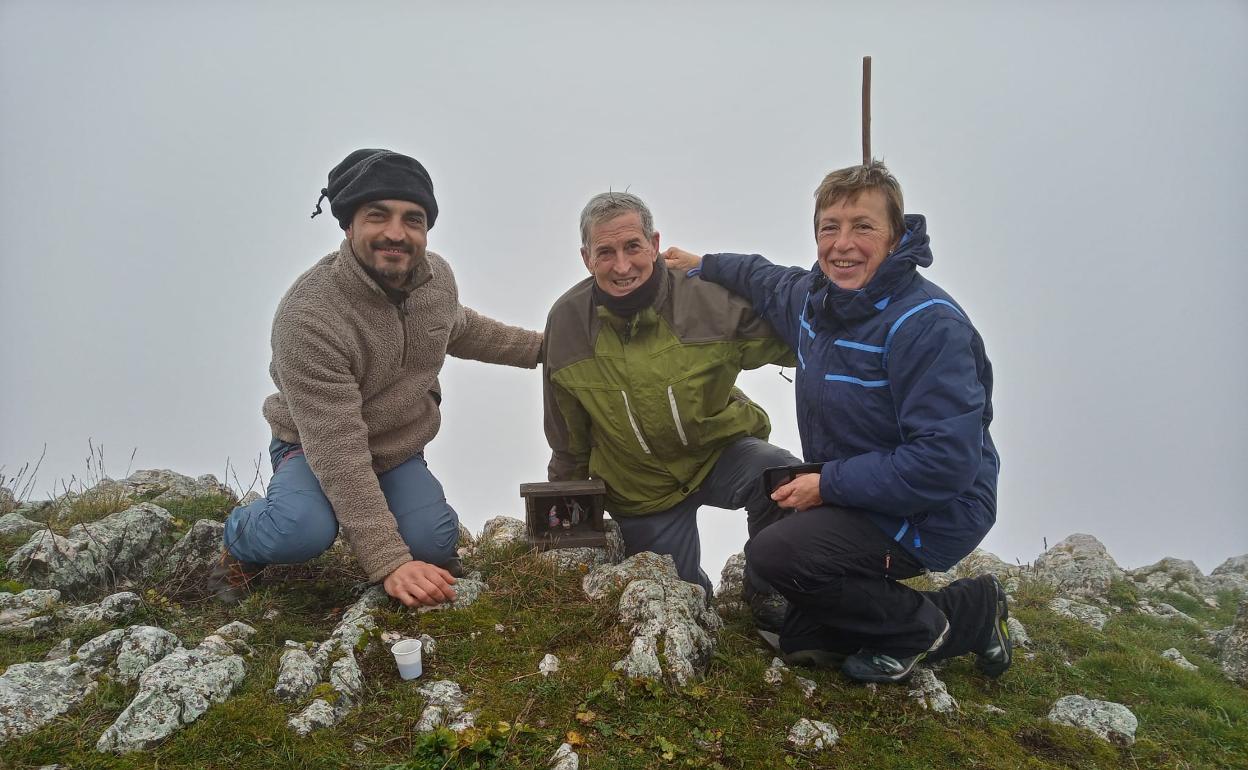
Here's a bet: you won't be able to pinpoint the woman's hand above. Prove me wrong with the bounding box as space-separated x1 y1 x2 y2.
771 472 824 511
662 247 703 273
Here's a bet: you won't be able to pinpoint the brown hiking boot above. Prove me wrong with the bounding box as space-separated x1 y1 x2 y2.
205 549 264 605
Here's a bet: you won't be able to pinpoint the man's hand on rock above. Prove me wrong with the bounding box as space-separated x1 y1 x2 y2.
383 560 457 607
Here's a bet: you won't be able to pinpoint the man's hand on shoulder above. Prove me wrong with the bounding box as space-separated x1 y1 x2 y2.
383 560 457 607
662 247 703 273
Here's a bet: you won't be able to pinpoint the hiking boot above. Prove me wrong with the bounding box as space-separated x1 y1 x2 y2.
757 629 849 669
974 574 1012 678
742 561 789 633
840 619 950 684
205 549 264 605
441 556 465 578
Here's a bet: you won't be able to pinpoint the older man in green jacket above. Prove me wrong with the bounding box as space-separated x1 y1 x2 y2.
543 191 799 621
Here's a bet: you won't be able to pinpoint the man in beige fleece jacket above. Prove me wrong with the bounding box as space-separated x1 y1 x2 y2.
211 149 542 607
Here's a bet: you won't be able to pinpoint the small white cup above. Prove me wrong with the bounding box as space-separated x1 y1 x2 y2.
391 638 423 680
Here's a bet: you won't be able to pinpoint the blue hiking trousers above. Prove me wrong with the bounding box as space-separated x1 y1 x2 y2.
223 438 461 571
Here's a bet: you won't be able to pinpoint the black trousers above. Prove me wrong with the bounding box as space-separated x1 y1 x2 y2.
745 505 994 659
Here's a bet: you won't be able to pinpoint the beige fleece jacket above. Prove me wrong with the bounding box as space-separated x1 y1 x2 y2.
263 239 542 581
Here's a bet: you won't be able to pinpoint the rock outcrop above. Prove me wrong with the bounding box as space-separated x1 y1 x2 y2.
1032 534 1123 600
1048 597 1110 630
0 512 42 539
0 624 180 743
907 668 959 714
583 552 722 685
163 519 226 576
1219 598 1248 686
286 587 390 735
786 718 839 750
96 622 254 753
414 679 476 733
1160 648 1198 672
1047 695 1138 746
6 503 174 595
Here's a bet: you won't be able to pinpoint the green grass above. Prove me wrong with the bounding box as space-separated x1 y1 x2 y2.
1 501 1246 769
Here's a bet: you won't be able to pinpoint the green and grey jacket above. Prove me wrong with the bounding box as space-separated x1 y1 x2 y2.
543 263 795 516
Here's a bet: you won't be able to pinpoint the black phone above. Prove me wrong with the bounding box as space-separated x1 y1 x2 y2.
762 463 824 494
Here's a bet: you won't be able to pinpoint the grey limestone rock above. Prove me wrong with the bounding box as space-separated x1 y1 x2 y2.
952 548 1020 582
795 675 817 698
414 680 474 733
1 624 174 742
0 588 60 633
96 628 249 753
715 552 746 613
283 587 390 733
164 519 226 576
274 645 321 702
1128 558 1218 608
1047 695 1138 746
111 626 182 685
583 550 681 601
419 633 437 657
1219 598 1248 686
119 469 235 504
907 667 959 714
1006 617 1031 648
786 718 839 750
0 486 14 514
550 741 579 770
418 572 488 613
536 547 610 573
479 516 528 550
44 638 73 661
61 591 141 625
589 553 722 685
1210 555 1248 595
763 656 787 686
1136 598 1198 625
1049 597 1110 630
0 511 42 538
6 502 174 595
1032 534 1123 600
288 698 338 736
0 656 100 742
238 491 262 507
1161 648 1199 672
539 653 560 677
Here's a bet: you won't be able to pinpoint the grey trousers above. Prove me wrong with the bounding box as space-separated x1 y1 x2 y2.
611 437 800 600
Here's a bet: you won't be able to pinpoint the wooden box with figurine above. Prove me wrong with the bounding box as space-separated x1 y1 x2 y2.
519 479 608 550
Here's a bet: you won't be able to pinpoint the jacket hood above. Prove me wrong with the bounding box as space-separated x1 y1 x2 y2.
813 214 932 324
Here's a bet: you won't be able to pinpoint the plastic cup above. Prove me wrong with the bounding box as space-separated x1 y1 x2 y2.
391 638 423 680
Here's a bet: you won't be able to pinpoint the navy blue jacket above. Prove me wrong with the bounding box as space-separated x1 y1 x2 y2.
700 215 998 571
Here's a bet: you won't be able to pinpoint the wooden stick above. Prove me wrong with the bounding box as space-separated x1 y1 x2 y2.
861 56 872 165
862 56 872 166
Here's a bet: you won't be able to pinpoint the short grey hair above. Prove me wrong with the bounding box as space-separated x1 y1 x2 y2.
579 191 655 247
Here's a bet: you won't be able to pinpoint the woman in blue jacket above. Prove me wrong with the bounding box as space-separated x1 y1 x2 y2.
663 161 1008 683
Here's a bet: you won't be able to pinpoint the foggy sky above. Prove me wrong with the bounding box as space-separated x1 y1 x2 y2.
2 0 1245 580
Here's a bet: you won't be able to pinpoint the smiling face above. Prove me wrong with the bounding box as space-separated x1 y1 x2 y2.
581 212 659 297
346 199 429 288
814 188 897 290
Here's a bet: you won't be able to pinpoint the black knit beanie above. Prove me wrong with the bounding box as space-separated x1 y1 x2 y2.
310 149 439 230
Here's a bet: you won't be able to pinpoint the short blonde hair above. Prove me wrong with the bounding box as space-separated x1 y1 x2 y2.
813 160 905 242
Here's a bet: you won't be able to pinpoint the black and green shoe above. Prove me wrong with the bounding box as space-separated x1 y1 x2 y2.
974 574 1013 678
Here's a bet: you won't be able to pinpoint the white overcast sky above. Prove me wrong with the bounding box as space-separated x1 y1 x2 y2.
2 1 1245 578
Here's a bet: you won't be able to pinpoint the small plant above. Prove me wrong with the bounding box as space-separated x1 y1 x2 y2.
383 721 535 769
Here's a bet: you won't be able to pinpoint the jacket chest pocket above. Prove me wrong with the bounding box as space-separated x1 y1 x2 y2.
814 346 897 449
401 320 450 371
